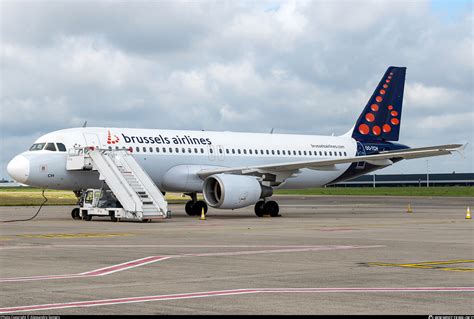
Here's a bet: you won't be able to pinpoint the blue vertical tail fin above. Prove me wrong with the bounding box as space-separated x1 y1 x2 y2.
352 66 406 141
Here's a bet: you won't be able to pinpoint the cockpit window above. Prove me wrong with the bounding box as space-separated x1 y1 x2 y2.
44 143 57 151
29 143 46 151
56 143 67 152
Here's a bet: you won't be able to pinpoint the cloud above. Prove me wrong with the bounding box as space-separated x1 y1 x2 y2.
1 0 473 178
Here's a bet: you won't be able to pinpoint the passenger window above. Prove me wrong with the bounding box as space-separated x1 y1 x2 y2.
232 149 235 154
319 151 322 156
219 148 223 154
115 146 119 150
344 151 347 156
44 143 57 151
293 150 296 155
108 146 112 151
243 149 247 154
308 151 312 156
182 148 185 153
143 147 146 152
201 148 204 153
339 151 342 156
266 150 269 155
260 150 264 154
303 151 307 156
169 147 173 153
210 148 214 154
163 147 166 153
56 143 67 152
237 149 241 154
175 147 179 153
249 149 253 155
149 147 153 152
298 151 302 156
329 151 332 156
195 148 198 153
188 148 192 153
324 151 327 156
226 149 229 154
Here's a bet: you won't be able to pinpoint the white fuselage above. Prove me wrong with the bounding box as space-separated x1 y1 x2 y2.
8 127 358 192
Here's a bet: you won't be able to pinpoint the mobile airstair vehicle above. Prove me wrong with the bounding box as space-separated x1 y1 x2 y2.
67 147 169 222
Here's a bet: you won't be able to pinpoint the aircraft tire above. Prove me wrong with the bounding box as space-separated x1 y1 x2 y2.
185 201 196 216
264 201 279 217
254 201 265 217
193 201 208 216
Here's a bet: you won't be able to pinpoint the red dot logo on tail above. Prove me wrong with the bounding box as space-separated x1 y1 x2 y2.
106 130 120 145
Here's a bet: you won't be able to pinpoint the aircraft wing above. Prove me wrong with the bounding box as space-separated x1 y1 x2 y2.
197 144 464 179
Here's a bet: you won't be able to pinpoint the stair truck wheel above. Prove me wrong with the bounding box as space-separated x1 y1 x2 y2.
82 211 92 221
110 211 118 222
71 208 80 220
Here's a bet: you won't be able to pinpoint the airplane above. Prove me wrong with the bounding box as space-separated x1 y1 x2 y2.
6 66 463 218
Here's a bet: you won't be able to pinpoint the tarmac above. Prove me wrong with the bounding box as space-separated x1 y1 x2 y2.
0 195 473 315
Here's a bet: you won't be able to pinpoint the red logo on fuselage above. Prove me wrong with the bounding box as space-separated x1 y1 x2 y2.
107 130 120 145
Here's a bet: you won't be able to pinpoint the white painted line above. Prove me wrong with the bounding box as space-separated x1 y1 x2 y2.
0 256 169 282
1 246 384 282
1 287 473 313
0 245 384 283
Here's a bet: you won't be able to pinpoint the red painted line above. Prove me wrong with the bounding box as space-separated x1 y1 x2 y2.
1 287 472 313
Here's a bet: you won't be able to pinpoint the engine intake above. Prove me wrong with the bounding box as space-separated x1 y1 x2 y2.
203 174 272 209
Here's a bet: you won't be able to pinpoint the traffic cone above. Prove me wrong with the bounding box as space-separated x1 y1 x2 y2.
466 207 471 220
200 207 206 220
406 204 413 213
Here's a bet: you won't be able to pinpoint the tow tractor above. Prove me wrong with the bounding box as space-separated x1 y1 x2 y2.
71 188 152 222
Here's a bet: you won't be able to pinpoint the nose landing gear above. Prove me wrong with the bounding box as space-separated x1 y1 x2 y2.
184 193 208 216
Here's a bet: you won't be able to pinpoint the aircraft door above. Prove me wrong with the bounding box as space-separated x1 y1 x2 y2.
207 145 216 161
83 133 101 149
217 145 225 161
356 142 366 169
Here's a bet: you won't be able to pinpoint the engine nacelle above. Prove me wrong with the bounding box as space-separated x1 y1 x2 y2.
203 174 272 209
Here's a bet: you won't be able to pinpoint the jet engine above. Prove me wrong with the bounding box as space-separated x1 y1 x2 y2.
203 174 272 209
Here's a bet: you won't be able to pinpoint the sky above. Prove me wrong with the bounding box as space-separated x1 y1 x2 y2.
0 0 473 180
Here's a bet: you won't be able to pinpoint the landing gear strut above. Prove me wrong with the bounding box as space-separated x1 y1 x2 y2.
185 193 208 216
254 200 279 217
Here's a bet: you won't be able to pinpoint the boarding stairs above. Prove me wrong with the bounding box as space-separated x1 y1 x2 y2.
68 148 168 220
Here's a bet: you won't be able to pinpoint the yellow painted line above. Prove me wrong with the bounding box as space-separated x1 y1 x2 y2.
401 260 474 266
0 236 12 241
367 260 474 272
17 233 134 239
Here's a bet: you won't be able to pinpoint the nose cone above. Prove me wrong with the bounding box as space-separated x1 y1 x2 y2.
7 155 30 183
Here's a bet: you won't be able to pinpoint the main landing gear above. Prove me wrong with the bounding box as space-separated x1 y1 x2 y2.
185 193 208 216
254 200 280 217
